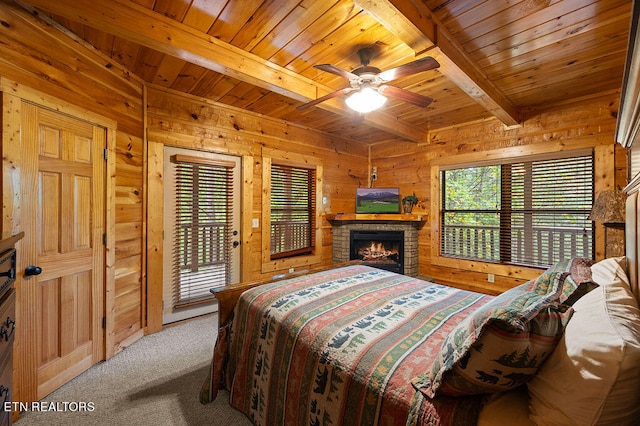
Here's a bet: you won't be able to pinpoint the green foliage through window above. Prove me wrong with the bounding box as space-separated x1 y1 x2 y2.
441 154 594 267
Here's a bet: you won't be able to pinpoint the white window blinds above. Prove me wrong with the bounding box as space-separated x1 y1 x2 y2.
171 154 235 308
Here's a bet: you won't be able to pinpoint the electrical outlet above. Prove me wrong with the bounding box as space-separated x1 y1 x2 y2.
487 273 495 283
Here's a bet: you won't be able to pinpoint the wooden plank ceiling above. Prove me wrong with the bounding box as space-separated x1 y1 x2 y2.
18 0 632 144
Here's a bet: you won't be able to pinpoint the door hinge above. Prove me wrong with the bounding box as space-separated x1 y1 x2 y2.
102 317 106 329
103 234 107 246
103 148 108 161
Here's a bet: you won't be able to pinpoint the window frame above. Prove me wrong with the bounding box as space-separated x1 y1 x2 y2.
261 148 323 273
430 144 607 281
269 163 315 259
439 154 594 268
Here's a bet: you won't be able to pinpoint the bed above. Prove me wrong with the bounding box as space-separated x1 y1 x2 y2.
200 188 640 425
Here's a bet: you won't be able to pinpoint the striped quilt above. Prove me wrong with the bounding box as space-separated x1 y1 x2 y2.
203 265 494 425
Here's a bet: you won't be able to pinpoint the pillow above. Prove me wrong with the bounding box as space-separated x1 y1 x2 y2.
554 257 597 305
477 387 535 426
412 259 586 398
528 257 640 425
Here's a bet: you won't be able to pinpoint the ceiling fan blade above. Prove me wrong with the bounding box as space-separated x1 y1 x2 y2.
314 64 359 81
296 87 356 111
377 56 440 82
378 85 434 108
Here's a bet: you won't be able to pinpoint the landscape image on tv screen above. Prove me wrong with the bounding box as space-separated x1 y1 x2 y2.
356 188 400 213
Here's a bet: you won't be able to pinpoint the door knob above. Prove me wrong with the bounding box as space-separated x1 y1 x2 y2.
24 265 42 276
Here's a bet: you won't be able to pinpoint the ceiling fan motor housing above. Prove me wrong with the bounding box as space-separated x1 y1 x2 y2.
353 66 382 77
352 48 381 82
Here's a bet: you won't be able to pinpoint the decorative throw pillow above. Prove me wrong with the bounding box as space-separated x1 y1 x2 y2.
412 258 595 398
528 257 640 425
554 257 597 305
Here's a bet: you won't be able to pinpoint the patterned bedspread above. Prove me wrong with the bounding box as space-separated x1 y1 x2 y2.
201 265 494 425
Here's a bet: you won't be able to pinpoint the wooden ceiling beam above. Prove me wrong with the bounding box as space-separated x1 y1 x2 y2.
356 0 521 127
18 0 429 143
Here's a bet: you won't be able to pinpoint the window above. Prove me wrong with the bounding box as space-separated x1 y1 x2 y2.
261 149 322 273
270 164 315 259
171 154 236 308
440 152 594 268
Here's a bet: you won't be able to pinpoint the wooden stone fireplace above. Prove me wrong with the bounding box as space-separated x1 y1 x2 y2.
328 214 426 276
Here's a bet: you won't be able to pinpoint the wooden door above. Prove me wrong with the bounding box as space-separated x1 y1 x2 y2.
20 103 105 400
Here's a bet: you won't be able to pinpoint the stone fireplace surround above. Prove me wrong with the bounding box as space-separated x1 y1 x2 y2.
329 214 425 276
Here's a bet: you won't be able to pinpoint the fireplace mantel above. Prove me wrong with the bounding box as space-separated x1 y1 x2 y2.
327 213 426 222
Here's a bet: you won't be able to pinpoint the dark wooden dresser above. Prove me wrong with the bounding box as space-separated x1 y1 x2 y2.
0 233 22 426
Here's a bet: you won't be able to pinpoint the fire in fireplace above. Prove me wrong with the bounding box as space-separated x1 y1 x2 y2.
350 230 404 274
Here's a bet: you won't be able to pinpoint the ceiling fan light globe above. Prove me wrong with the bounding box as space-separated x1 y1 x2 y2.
345 87 387 113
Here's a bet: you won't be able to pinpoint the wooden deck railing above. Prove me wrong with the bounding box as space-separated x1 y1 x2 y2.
442 224 592 266
178 221 228 270
270 221 310 253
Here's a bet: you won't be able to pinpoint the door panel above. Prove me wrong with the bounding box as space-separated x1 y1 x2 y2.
19 103 105 400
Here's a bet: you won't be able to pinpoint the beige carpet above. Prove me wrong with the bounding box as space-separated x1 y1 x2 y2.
15 315 252 425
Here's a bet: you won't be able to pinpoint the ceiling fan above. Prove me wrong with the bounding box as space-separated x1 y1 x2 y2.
297 48 440 114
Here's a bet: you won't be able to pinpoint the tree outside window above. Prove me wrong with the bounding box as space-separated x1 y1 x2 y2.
441 154 594 267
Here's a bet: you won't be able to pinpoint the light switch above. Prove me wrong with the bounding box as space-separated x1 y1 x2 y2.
252 218 259 228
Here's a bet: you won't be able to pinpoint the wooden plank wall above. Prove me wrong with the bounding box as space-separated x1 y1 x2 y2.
370 92 627 294
113 130 146 349
0 0 628 359
0 0 145 370
145 86 369 329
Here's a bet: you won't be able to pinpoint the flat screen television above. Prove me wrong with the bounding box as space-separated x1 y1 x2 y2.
355 188 400 213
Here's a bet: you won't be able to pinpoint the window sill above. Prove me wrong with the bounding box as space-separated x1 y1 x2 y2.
430 254 543 281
